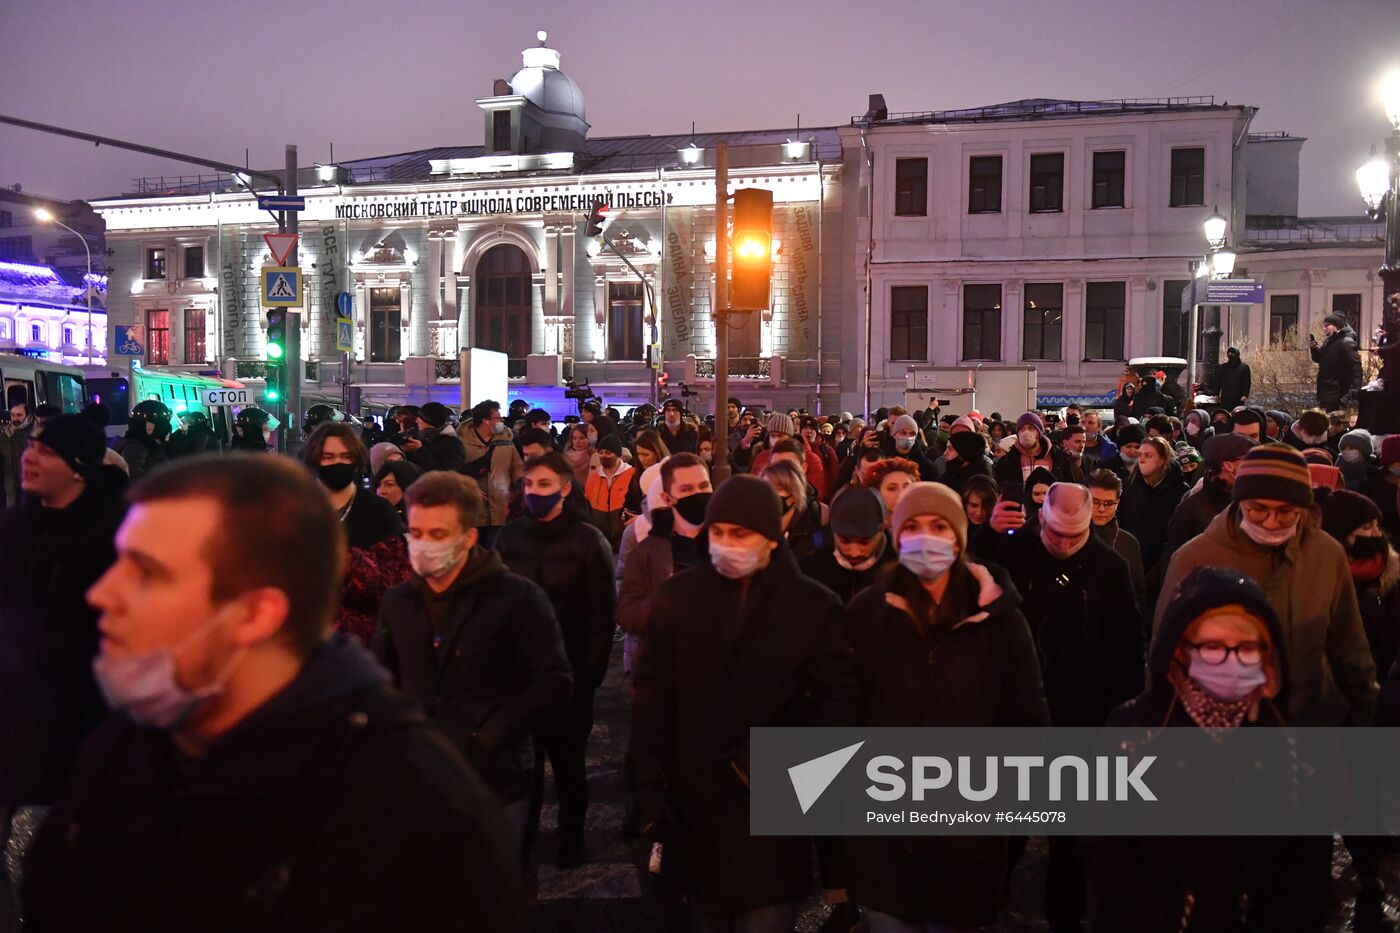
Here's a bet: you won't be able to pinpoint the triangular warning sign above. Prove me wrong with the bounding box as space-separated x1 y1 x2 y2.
268 274 297 299
263 233 299 266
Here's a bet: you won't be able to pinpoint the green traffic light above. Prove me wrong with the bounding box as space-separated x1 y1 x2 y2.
266 387 280 402
267 342 284 360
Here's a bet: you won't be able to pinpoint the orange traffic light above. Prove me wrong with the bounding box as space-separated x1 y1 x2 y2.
730 188 773 311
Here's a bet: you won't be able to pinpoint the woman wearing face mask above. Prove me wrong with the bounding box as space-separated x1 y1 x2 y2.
1086 566 1314 932
760 460 829 559
302 423 410 643
1338 429 1374 491
696 429 715 467
374 459 423 521
843 483 1049 930
1119 436 1188 584
561 424 594 490
1182 408 1215 450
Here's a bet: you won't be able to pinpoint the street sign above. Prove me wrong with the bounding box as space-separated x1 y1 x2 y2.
263 233 299 266
1204 278 1265 304
261 266 303 307
202 387 251 407
336 291 353 317
113 325 144 356
336 317 354 353
257 195 306 211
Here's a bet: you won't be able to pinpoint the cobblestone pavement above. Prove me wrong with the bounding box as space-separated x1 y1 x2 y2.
534 641 1399 932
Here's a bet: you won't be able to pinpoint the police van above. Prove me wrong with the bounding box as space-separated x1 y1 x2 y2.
0 352 88 415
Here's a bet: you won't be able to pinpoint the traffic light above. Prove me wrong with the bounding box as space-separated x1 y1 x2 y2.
265 308 287 363
657 371 670 389
584 199 608 237
730 188 773 311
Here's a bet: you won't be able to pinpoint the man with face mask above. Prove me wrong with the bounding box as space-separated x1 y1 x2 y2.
800 486 895 604
1098 423 1144 482
493 452 615 869
630 475 856 933
25 458 532 933
1 400 33 507
1079 411 1117 467
378 470 572 866
1155 444 1377 726
657 398 698 454
993 411 1072 486
584 433 633 550
1338 429 1373 491
1217 345 1252 409
883 413 937 480
1164 433 1255 561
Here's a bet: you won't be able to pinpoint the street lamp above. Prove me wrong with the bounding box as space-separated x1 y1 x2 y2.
34 207 96 362
1357 149 1389 212
1211 244 1237 278
1203 209 1228 249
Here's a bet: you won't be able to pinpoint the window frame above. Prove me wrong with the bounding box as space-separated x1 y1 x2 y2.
184 307 207 363
1084 281 1127 361
1090 150 1126 209
606 281 646 362
1021 282 1064 362
962 283 1003 361
967 155 1003 214
1331 293 1362 334
1169 147 1206 207
183 245 205 279
1269 294 1301 347
893 157 929 217
146 309 171 364
145 247 167 280
889 285 929 362
1161 279 1191 358
1028 152 1065 214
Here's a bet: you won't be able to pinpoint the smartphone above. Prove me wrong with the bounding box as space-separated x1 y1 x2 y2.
998 482 1024 535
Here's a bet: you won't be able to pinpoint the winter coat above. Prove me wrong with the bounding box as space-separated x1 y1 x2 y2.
1164 477 1232 562
615 521 705 637
21 635 529 933
1132 379 1175 417
493 510 616 690
1311 325 1363 409
458 424 524 527
784 496 829 560
1113 391 1136 422
810 441 841 500
375 549 573 802
405 423 467 474
1154 506 1377 725
1094 520 1147 608
1183 409 1215 450
656 422 698 455
583 460 634 550
798 535 897 606
1360 472 1400 541
1085 589 1311 933
972 526 1144 726
335 534 411 646
1 420 31 507
744 445 829 496
1119 461 1190 580
928 452 994 494
1217 357 1252 409
341 484 405 551
841 560 1050 927
0 466 127 814
1082 432 1118 467
992 436 1074 487
1355 548 1400 683
628 544 857 912
112 435 168 480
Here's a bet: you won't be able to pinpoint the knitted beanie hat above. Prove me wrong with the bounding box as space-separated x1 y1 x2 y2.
1321 489 1382 542
890 481 968 552
892 414 919 436
705 474 784 542
1340 429 1374 458
1015 411 1045 434
1232 443 1312 507
765 413 796 437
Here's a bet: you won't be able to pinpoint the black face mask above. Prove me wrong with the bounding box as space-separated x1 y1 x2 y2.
1347 534 1388 561
319 462 358 491
673 491 712 526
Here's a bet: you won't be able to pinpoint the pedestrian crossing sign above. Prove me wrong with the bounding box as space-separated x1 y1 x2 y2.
336 317 354 353
261 266 303 307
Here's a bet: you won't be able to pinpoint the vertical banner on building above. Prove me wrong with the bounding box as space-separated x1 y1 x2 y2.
319 222 342 362
221 229 244 357
663 206 696 358
785 204 819 358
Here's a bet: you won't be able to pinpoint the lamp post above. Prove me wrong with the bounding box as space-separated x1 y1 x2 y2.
1356 68 1400 301
34 208 96 363
1190 206 1235 398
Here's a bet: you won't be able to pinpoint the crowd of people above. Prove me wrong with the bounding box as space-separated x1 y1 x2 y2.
1 370 1399 932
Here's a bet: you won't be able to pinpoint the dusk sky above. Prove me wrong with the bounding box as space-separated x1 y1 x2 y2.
3 0 1397 215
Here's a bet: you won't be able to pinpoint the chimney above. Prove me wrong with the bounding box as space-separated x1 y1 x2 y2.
864 94 888 122
493 78 511 96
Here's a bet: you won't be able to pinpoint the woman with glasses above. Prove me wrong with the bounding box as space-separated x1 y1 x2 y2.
1086 565 1315 932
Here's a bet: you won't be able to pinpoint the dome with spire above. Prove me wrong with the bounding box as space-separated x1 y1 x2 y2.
510 31 586 123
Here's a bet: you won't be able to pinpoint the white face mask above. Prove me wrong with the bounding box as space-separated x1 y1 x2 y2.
1342 449 1365 464
1018 429 1038 450
1238 515 1297 548
895 435 916 452
834 537 884 572
711 541 766 579
408 534 467 578
898 533 957 582
1186 422 1201 436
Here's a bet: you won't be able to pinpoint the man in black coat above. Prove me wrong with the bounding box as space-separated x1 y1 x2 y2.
402 401 467 473
656 398 699 454
0 416 126 851
629 475 857 931
494 451 616 868
1163 432 1255 561
975 482 1144 931
1310 313 1364 411
1216 346 1252 409
376 470 573 862
24 455 529 933
799 486 895 605
1131 375 1175 417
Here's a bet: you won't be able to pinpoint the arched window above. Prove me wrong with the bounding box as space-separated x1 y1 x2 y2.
475 244 532 362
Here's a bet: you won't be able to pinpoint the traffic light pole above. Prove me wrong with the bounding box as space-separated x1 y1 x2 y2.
598 232 660 407
712 142 731 484
284 144 302 456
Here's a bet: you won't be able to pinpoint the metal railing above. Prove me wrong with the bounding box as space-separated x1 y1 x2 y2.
1244 224 1384 244
694 357 772 379
130 173 242 196
853 96 1218 125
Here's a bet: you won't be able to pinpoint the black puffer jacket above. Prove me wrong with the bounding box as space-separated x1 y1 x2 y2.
1120 460 1189 580
1311 325 1363 409
406 424 467 473
1163 476 1232 561
628 544 857 912
23 635 530 933
375 549 573 802
493 510 616 689
841 559 1049 927
798 535 896 605
0 466 127 814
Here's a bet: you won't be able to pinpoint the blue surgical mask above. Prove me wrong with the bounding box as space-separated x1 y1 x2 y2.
898 533 957 582
895 436 916 452
524 490 563 519
1188 654 1268 702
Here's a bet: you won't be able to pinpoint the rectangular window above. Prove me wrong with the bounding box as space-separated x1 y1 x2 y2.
968 156 1003 214
1162 280 1190 357
1028 153 1064 213
183 245 204 279
889 286 929 361
63 326 74 346
962 284 1002 361
1333 293 1362 334
1022 283 1064 361
0 236 33 261
1170 147 1205 206
146 309 170 364
894 158 928 216
0 210 11 228
145 247 167 279
30 324 42 344
492 111 512 152
184 308 207 363
369 287 402 362
1270 295 1300 347
1091 150 1126 208
607 282 645 361
1084 282 1126 360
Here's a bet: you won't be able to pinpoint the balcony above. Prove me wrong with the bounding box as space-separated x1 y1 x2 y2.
685 354 783 386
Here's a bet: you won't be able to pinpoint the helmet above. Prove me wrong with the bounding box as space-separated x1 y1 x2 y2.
235 406 271 429
130 399 173 439
180 410 210 428
303 403 339 435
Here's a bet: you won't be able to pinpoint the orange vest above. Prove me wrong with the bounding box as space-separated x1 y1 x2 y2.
585 465 631 514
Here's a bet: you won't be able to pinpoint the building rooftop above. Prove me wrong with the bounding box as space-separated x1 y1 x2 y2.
1242 215 1383 249
850 96 1245 126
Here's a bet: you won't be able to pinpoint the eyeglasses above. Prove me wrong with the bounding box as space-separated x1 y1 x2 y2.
1188 641 1266 666
1090 498 1119 510
1240 503 1304 525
